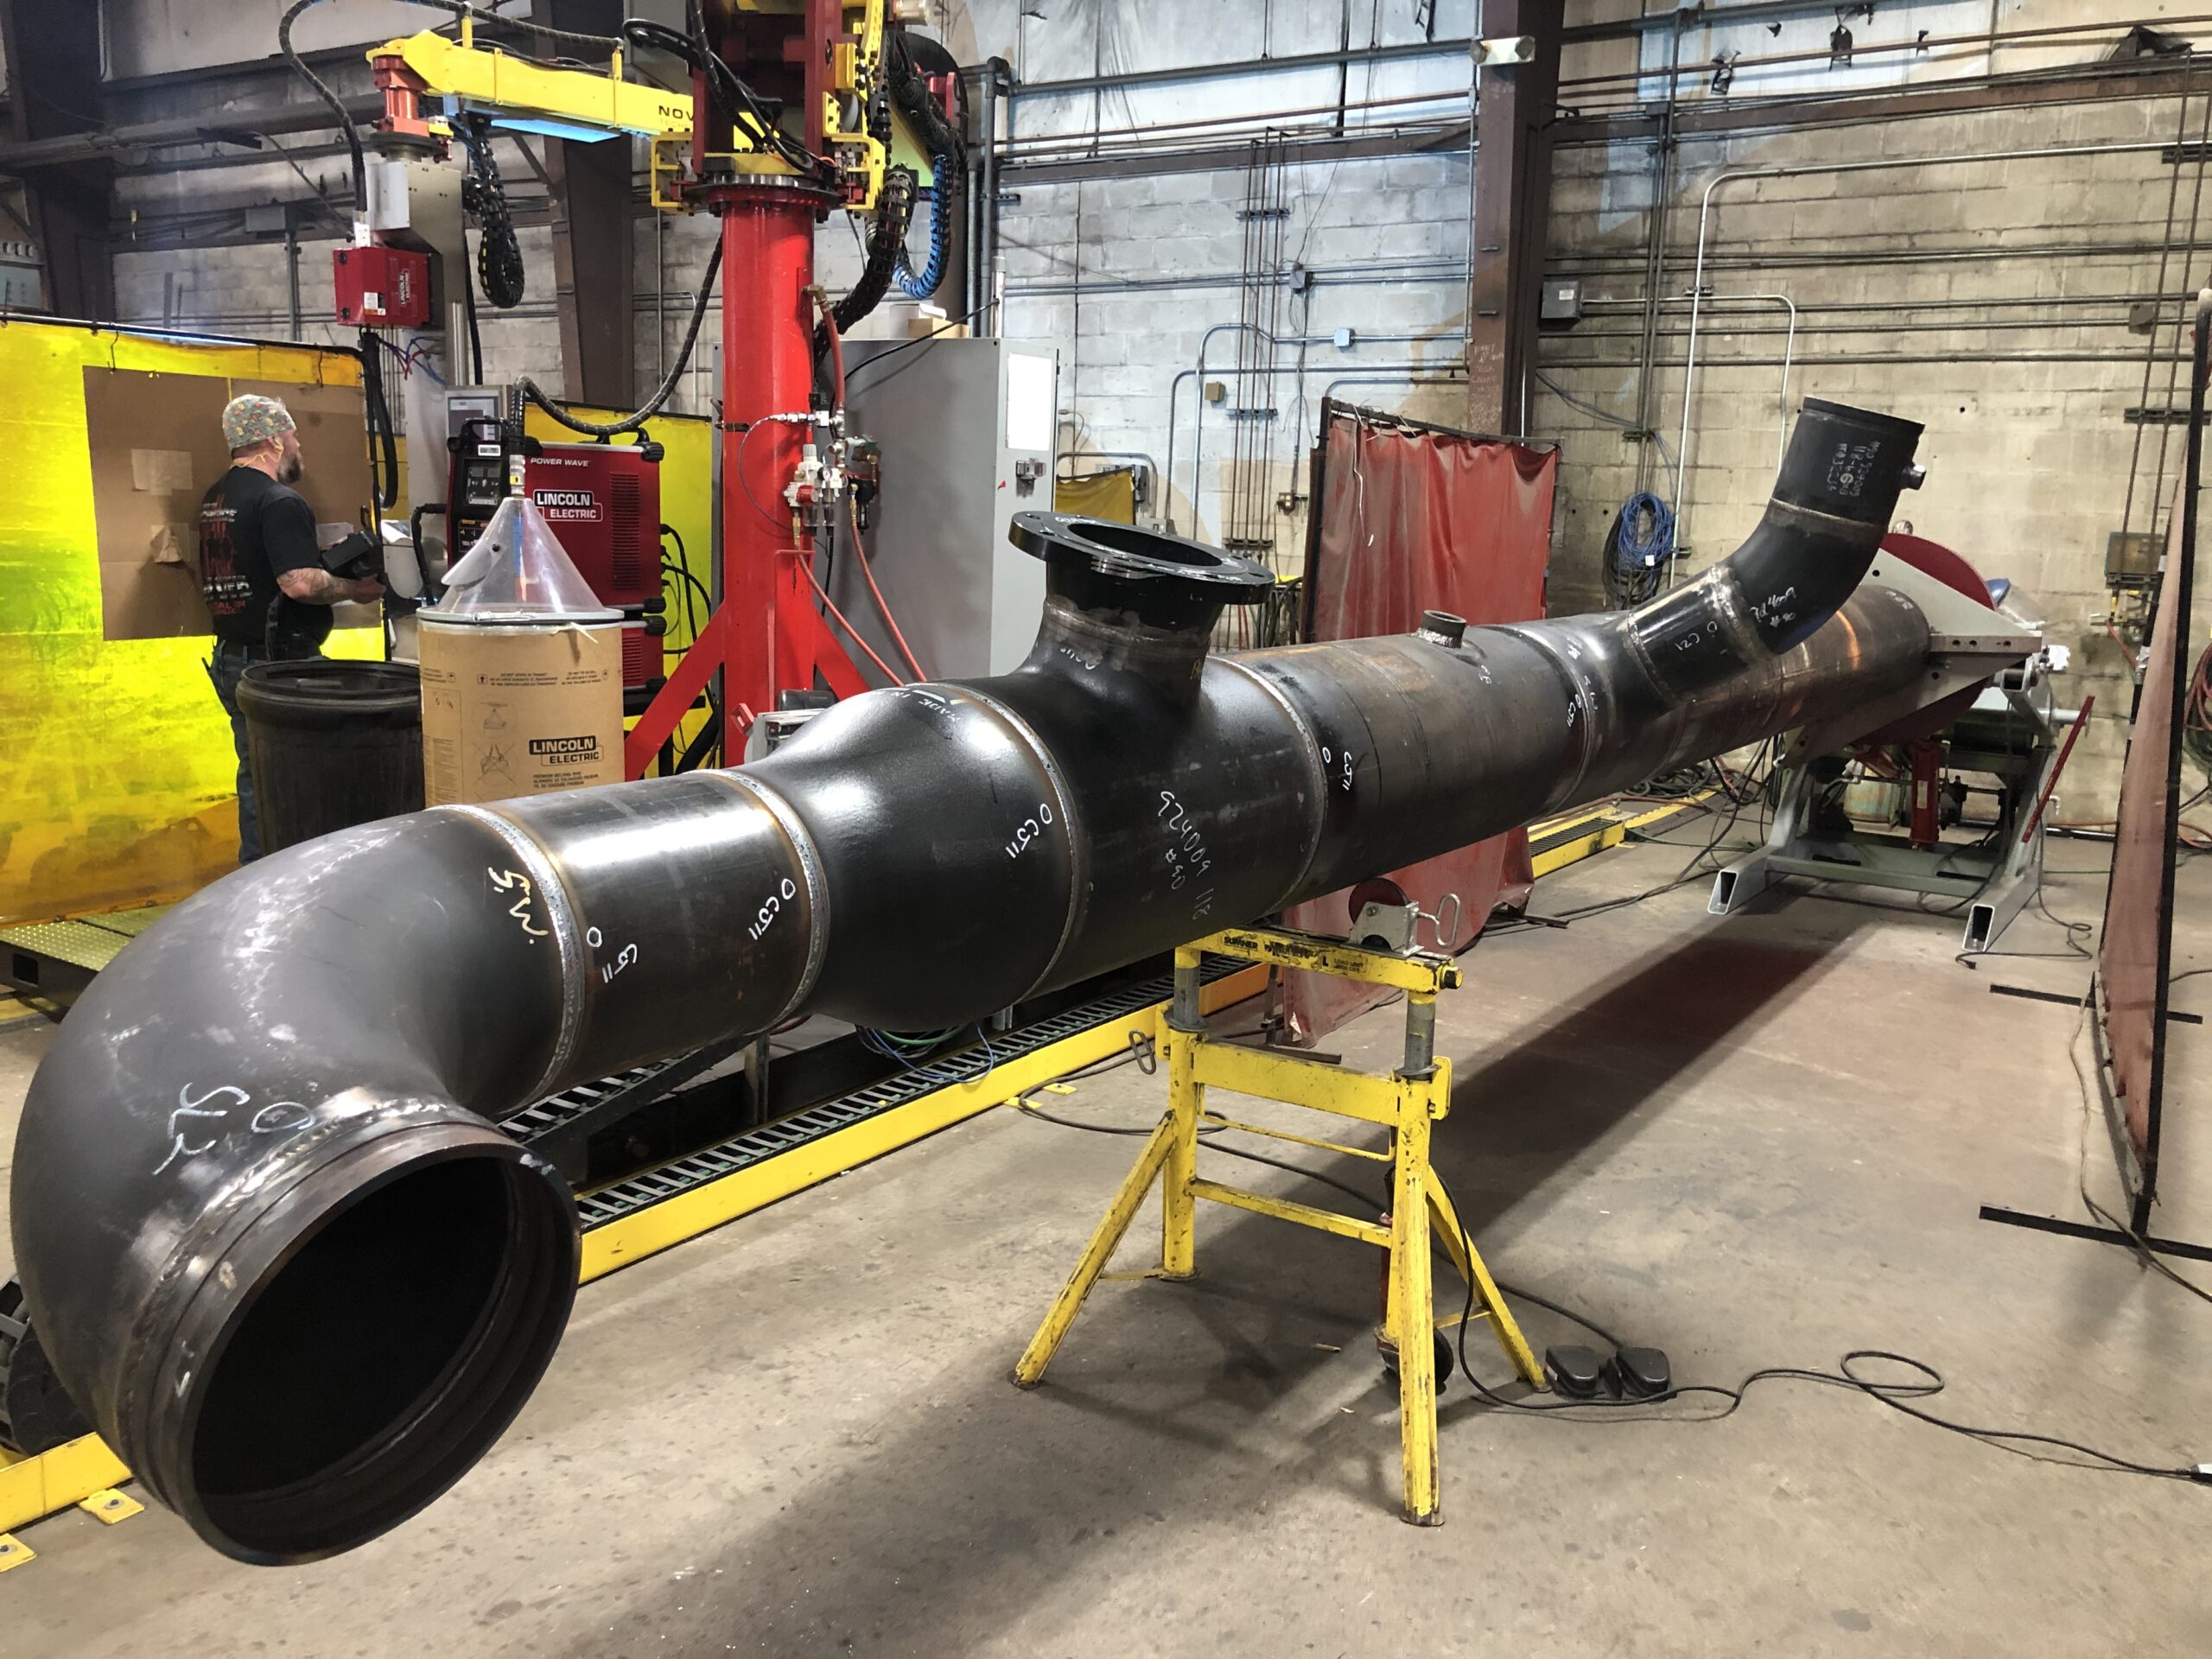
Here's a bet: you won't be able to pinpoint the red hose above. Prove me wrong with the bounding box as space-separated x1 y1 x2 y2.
848 500 929 682
804 566 906 687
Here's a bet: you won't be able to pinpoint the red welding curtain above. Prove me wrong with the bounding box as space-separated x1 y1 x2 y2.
2096 445 2195 1207
1281 403 1558 1045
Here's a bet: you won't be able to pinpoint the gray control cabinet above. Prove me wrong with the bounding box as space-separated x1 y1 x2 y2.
833 338 1059 680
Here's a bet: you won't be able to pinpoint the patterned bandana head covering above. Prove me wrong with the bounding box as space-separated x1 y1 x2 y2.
222 394 296 453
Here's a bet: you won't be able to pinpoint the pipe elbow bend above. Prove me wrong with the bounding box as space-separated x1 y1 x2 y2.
9 813 582 1564
1624 398 1925 696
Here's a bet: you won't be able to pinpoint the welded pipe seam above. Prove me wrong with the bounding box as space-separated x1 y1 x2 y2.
708 769 834 1025
956 683 1094 995
1212 655 1336 913
443 803 588 1101
1615 569 1769 705
1491 626 1608 812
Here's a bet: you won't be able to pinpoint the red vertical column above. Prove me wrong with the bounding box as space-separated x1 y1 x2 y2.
716 183 824 760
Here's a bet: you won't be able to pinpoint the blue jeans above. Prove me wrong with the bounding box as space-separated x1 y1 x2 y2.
206 643 262 863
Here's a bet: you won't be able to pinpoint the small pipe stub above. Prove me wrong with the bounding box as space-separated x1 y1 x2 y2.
1010 512 1272 632
1417 611 1467 649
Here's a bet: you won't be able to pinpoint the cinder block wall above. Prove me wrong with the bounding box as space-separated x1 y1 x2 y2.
997 154 1474 563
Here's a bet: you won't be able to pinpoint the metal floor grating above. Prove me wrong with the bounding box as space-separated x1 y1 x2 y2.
0 907 173 974
556 957 1239 1231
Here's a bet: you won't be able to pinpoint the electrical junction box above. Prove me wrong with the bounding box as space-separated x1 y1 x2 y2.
836 338 1058 678
1540 277 1583 327
334 245 431 327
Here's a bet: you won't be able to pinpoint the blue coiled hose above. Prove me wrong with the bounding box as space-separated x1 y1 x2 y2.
896 178 951 300
1604 490 1676 609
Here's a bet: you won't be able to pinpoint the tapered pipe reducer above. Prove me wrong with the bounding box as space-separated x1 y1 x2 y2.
125 1104 577 1565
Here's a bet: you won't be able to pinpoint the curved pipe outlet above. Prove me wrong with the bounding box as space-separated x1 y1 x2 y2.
12 399 1923 1563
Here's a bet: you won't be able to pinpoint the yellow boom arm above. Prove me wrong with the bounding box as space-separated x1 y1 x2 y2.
374 30 693 142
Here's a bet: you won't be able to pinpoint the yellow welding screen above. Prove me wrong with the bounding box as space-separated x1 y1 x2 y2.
0 320 379 927
1053 468 1138 525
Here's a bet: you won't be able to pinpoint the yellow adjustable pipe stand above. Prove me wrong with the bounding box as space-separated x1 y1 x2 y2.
1013 925 1545 1525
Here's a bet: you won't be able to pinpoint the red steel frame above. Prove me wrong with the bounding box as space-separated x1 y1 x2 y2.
623 4 872 779
623 179 866 778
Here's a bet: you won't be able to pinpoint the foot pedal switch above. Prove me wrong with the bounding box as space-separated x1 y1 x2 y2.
1608 1345 1672 1399
1544 1343 1606 1399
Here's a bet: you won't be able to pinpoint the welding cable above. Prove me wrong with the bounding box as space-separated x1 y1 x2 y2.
840 299 995 397
660 558 708 645
358 327 399 512
846 500 930 682
416 0 621 53
661 528 710 643
519 240 721 436
734 420 803 536
803 567 907 686
278 0 367 208
459 232 487 382
672 705 721 775
622 16 819 179
1427 1177 2207 1483
818 168 917 360
1003 1019 2206 1483
457 118 525 309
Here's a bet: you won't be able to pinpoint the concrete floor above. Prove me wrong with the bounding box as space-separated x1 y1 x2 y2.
2 832 2209 1657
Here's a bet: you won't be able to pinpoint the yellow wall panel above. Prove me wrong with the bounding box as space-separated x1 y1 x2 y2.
0 320 378 927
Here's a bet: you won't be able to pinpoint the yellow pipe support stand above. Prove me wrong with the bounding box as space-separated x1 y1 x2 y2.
1012 925 1545 1526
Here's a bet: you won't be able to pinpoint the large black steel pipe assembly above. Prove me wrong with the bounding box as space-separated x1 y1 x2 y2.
11 398 1927 1564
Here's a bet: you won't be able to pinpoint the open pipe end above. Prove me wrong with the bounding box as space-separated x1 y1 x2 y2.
136 1117 578 1566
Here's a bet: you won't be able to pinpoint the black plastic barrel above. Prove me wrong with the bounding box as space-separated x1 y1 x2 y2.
236 661 425 855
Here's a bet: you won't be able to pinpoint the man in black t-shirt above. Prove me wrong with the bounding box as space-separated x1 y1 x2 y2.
200 394 384 862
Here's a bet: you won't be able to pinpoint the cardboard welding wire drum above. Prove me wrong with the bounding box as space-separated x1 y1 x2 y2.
416 613 624 806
